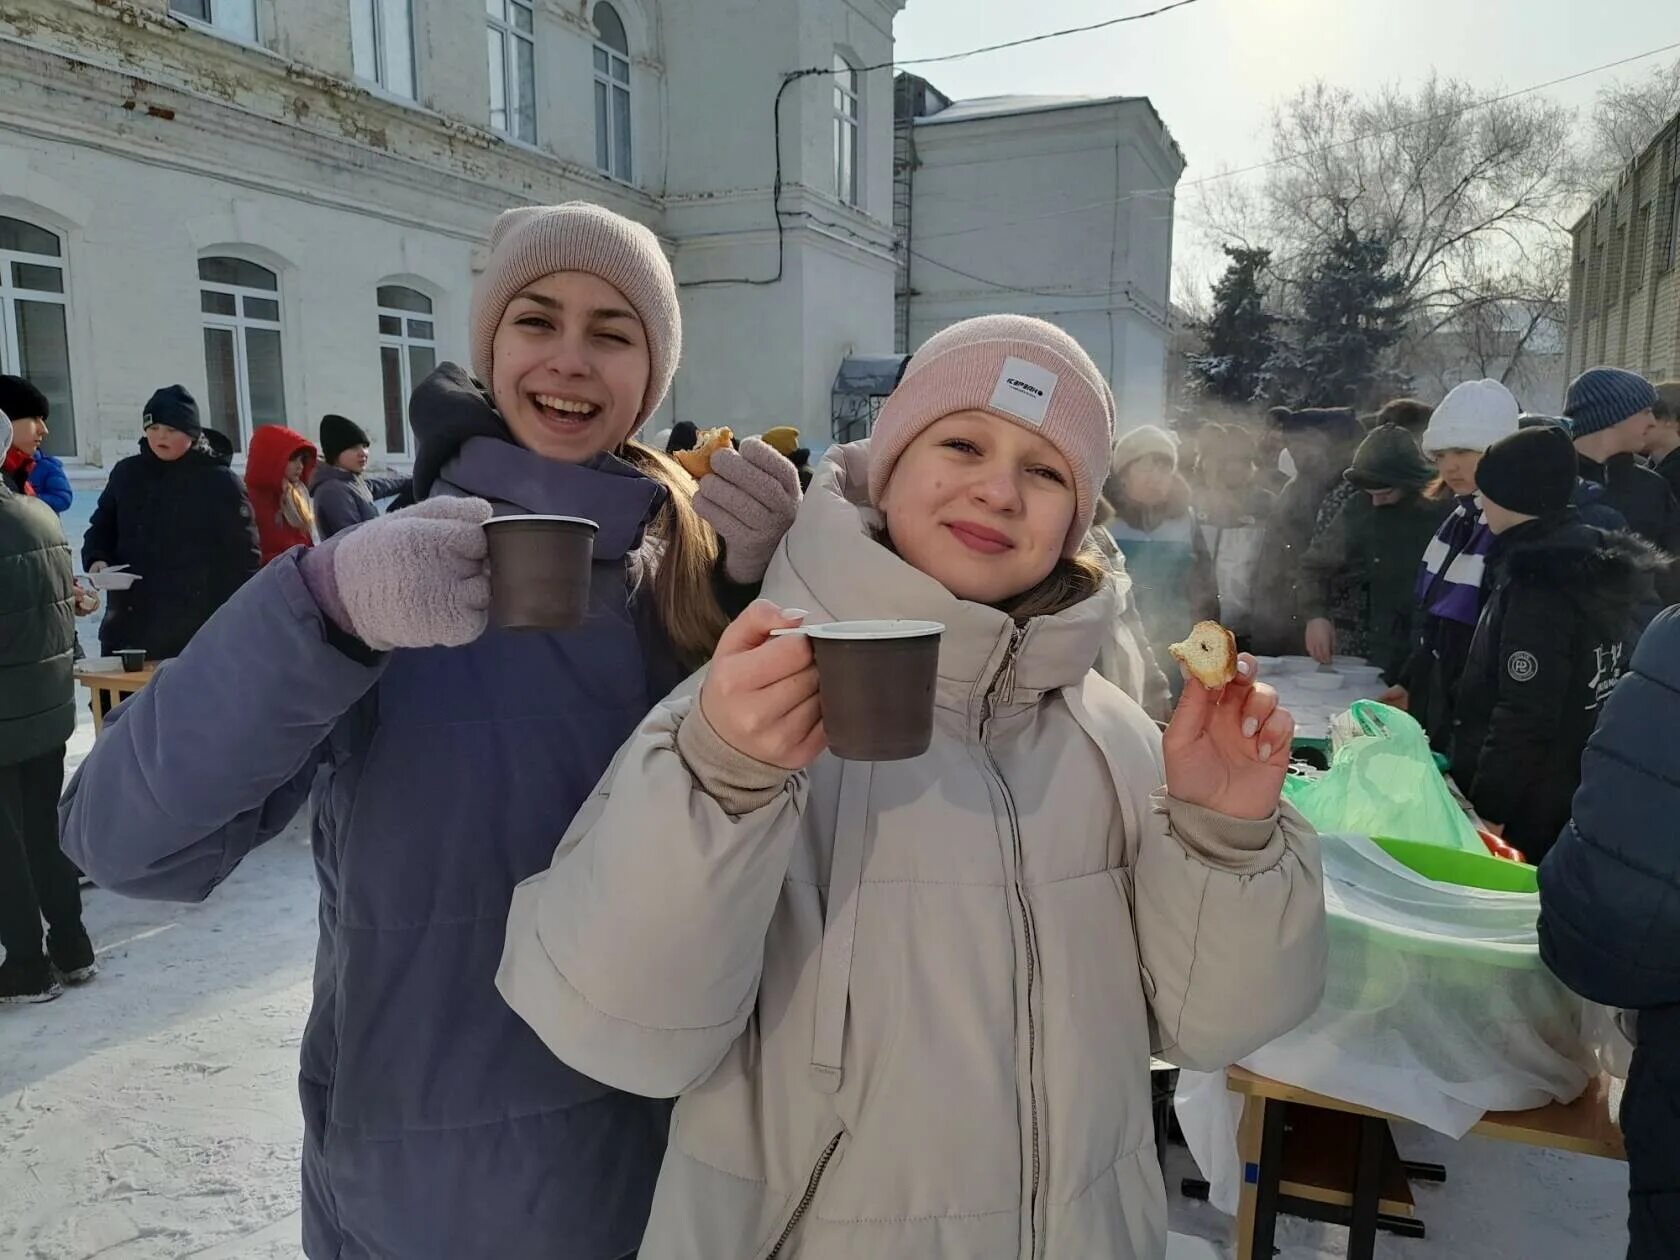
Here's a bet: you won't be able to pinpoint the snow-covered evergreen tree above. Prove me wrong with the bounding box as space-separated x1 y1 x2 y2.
1188 245 1275 403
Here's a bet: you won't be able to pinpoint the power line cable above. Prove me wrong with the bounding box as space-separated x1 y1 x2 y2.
681 0 1205 288
908 36 1680 296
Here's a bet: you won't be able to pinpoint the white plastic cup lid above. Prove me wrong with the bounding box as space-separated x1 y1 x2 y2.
484 514 599 530
800 619 945 641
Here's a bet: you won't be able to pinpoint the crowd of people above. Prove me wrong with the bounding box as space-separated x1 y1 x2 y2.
1105 370 1679 874
0 196 1675 1259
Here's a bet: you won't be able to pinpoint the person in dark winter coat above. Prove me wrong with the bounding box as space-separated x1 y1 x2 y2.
1388 380 1521 746
245 424 317 565
0 374 71 512
1566 367 1680 602
1104 424 1219 688
1 375 57 505
1249 407 1364 655
0 412 96 1005
1300 425 1451 679
82 387 260 660
1449 425 1662 864
1643 380 1680 502
60 203 803 1260
310 414 412 540
1539 603 1680 1260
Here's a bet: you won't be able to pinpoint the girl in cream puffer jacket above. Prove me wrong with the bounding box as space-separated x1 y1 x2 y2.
499 317 1327 1260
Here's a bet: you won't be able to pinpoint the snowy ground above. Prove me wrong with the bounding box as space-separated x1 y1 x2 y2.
0 658 1632 1257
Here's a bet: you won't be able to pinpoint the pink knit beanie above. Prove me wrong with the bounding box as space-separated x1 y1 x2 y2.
469 203 681 432
869 315 1116 555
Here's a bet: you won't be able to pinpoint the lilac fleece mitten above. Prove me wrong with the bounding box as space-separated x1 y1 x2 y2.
694 437 802 584
301 496 492 650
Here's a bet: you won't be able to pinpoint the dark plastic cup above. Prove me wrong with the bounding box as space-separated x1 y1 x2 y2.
117 648 146 672
483 515 598 632
804 620 944 762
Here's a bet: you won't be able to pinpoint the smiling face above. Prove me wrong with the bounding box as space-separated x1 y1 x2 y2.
1433 447 1482 496
877 410 1077 606
490 271 651 464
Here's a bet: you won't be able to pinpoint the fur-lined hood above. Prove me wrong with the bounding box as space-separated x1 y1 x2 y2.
1494 514 1666 622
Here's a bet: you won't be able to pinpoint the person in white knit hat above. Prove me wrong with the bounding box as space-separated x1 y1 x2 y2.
1386 378 1520 745
1103 424 1219 694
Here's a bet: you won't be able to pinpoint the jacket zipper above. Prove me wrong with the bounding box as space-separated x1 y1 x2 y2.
765 1131 843 1260
980 624 1041 1260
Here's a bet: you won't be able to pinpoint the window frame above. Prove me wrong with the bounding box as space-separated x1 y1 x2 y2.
376 286 437 457
592 3 633 184
198 256 285 454
0 216 76 457
833 54 860 209
1668 178 1680 272
169 0 259 45
487 0 538 144
352 0 417 101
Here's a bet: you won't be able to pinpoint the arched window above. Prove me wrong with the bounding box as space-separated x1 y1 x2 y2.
0 216 76 456
593 3 632 182
833 54 860 207
199 256 285 453
376 285 436 456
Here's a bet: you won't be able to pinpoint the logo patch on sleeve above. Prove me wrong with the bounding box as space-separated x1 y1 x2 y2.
1507 650 1539 683
988 356 1058 426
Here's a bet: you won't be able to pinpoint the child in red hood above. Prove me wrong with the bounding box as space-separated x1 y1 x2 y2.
245 424 318 565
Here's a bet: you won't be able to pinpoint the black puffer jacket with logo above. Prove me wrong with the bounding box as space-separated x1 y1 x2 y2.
1449 513 1662 863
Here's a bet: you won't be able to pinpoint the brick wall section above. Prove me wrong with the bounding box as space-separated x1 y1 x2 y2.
1567 113 1680 381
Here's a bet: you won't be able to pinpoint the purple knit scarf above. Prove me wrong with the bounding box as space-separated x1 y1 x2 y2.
1415 497 1494 626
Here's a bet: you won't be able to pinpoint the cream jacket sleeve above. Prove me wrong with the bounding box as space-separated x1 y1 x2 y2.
1135 782 1328 1072
497 695 804 1098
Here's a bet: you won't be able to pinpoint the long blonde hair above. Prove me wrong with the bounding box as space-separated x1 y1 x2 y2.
620 439 731 668
999 548 1109 621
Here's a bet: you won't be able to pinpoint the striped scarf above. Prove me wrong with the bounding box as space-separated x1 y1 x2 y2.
1415 496 1493 626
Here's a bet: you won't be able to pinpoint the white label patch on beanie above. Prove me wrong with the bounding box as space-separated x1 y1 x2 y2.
989 357 1058 426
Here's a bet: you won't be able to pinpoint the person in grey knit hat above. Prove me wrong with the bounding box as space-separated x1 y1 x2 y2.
60 201 801 1260
1565 366 1680 597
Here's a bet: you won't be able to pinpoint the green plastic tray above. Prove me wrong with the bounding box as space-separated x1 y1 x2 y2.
1372 835 1538 894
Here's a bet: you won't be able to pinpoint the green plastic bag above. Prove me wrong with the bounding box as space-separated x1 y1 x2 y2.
1282 701 1483 852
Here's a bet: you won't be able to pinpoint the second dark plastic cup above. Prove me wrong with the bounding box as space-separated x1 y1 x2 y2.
117 648 146 672
484 515 598 632
803 620 944 761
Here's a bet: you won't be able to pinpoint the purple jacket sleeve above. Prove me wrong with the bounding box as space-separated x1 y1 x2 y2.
59 550 387 902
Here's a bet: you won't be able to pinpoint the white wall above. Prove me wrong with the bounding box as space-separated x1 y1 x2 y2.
905 97 1184 429
1 0 903 462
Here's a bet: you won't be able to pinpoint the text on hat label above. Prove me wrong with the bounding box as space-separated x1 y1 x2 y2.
988 356 1058 426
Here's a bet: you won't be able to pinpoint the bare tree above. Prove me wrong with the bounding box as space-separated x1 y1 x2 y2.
1588 55 1680 182
1194 74 1579 395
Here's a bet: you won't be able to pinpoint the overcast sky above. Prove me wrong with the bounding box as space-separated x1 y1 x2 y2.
893 0 1680 295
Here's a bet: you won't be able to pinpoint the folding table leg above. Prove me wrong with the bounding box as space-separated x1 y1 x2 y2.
1347 1114 1386 1260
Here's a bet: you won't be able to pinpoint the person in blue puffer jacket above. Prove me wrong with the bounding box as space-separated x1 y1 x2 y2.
58 203 802 1260
1540 604 1680 1260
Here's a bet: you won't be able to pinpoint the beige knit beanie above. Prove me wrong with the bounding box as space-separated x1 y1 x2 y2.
868 315 1116 556
469 203 681 432
1111 424 1178 476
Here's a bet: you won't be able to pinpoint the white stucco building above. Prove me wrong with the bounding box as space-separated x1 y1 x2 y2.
895 74 1185 429
0 0 900 468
